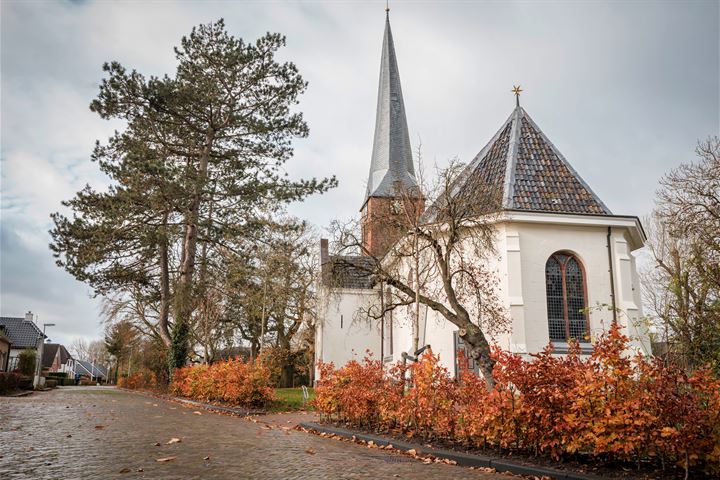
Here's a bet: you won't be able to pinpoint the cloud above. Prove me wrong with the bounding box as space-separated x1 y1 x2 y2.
1 0 718 345
0 216 102 347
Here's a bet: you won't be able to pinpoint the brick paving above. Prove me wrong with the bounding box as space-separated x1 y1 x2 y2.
0 387 513 480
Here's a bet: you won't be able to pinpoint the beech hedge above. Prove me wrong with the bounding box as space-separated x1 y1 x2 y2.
170 357 274 408
315 324 720 477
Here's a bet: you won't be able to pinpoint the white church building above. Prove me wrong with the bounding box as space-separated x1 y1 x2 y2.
315 12 649 378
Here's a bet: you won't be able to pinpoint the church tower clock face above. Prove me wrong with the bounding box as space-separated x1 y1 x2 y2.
391 199 404 215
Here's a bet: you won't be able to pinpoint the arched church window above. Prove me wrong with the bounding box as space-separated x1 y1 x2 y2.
545 253 589 343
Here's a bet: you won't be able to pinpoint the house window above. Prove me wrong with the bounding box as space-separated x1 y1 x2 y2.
545 252 589 343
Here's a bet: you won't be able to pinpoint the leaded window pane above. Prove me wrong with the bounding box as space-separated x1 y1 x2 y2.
545 257 566 341
545 254 588 343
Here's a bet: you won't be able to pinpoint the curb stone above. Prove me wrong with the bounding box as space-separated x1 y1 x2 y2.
5 390 34 398
299 422 606 480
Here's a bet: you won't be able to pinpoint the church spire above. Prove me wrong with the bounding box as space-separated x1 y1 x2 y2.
364 10 418 204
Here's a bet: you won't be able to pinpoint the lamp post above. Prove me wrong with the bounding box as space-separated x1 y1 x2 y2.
33 322 56 389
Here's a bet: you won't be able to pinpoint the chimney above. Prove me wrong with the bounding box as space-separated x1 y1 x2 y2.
320 239 330 285
24 311 34 323
320 239 329 265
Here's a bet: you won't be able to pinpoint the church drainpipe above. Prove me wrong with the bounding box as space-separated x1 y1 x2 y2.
379 281 385 360
607 226 618 324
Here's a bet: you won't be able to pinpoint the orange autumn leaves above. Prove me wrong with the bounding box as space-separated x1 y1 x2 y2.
118 371 158 390
170 358 275 408
314 324 720 476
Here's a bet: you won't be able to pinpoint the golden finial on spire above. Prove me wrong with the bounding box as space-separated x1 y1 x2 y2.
512 85 523 107
385 0 390 13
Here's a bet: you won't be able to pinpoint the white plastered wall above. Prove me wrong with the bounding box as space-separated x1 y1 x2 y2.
383 225 510 374
315 287 381 379
319 216 649 376
514 222 614 353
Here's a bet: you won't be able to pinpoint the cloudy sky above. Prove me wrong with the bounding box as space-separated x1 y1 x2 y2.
1 0 718 348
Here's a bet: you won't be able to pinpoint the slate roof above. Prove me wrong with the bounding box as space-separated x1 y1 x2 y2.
75 359 108 378
0 317 45 349
457 106 611 215
364 12 419 203
41 343 59 369
323 255 375 289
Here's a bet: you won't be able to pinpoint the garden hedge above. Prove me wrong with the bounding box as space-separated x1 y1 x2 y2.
315 324 720 477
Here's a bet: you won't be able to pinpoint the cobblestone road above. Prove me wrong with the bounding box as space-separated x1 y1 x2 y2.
0 388 513 480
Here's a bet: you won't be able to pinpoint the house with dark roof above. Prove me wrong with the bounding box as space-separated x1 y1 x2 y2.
316 10 649 378
41 343 75 375
0 312 46 371
74 359 108 381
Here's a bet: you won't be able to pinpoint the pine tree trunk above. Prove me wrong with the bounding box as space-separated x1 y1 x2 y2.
158 210 171 347
170 128 214 373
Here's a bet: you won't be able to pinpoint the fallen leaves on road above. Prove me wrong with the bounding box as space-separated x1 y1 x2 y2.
305 448 316 455
94 425 105 429
192 411 202 415
166 438 181 444
153 442 161 446
119 468 131 474
155 456 176 463
203 456 210 460
406 449 417 456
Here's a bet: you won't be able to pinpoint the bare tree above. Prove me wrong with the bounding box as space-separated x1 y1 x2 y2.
332 158 509 389
70 337 89 361
642 136 720 371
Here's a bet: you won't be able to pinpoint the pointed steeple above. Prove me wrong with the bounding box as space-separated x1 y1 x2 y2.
364 11 418 204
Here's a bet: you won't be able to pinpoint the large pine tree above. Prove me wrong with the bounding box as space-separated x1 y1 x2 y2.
50 19 336 374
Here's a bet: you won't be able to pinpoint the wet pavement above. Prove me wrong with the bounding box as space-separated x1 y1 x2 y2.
0 387 513 479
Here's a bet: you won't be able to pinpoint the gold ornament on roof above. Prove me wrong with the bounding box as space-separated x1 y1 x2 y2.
512 85 523 106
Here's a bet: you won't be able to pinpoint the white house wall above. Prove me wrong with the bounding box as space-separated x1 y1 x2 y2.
315 287 382 378
612 229 650 355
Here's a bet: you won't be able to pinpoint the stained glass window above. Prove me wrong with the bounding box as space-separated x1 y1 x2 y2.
545 253 588 343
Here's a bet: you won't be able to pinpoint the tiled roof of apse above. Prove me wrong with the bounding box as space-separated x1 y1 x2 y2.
458 106 611 216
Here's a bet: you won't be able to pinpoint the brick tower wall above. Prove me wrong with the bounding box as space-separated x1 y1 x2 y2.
361 196 425 258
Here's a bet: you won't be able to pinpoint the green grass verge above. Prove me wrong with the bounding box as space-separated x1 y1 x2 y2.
271 387 315 412
63 388 124 395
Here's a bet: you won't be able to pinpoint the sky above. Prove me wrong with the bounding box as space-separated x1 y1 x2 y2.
1 0 718 348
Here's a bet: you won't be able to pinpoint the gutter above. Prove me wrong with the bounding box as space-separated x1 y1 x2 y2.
607 227 618 324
